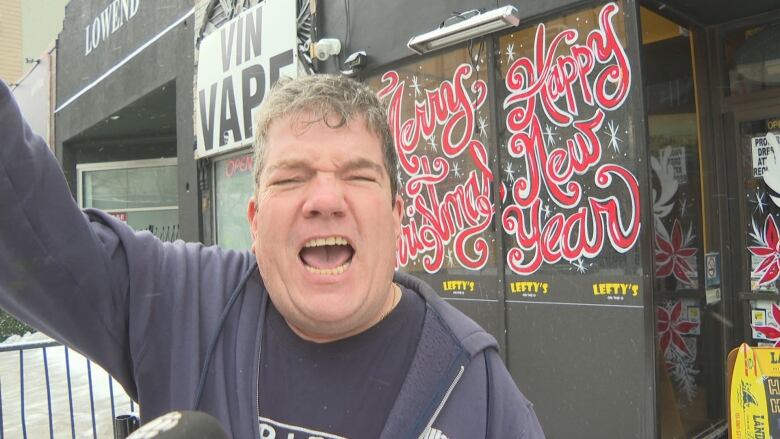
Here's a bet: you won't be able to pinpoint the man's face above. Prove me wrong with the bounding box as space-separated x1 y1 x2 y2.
247 112 403 342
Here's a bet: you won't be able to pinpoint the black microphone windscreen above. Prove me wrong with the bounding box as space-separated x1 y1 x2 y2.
126 411 228 439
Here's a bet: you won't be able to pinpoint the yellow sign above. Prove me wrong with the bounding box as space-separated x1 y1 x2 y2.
509 281 548 294
441 280 475 293
591 282 639 297
729 344 780 438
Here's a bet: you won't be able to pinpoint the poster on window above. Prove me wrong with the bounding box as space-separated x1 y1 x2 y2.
752 134 780 178
369 46 499 302
497 2 642 305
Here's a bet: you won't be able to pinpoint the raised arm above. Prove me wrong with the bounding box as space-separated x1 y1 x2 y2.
0 80 140 395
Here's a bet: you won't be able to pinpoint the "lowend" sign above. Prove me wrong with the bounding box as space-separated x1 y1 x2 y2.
195 0 297 158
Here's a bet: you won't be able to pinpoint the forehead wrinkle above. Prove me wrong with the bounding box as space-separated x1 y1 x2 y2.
265 158 314 174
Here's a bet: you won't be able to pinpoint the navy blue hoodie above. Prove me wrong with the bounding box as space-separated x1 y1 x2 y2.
0 80 544 438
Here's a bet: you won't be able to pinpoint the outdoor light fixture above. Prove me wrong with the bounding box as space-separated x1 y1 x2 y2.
407 6 520 55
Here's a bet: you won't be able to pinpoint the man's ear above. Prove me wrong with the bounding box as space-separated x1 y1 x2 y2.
392 194 404 242
247 196 258 251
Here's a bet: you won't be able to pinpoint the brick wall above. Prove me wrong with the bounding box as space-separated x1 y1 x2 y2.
0 0 22 82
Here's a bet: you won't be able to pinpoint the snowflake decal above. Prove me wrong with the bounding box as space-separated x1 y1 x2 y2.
657 300 699 356
755 190 767 215
748 215 780 286
411 75 422 97
655 219 697 286
603 120 623 152
753 303 780 346
505 43 515 62
503 161 515 182
572 258 587 273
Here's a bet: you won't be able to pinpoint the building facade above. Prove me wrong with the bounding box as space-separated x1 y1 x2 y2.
55 0 196 242
50 0 780 437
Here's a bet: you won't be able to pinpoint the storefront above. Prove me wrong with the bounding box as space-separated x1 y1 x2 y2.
48 0 780 436
354 4 652 437
194 1 651 436
54 0 198 241
190 0 780 437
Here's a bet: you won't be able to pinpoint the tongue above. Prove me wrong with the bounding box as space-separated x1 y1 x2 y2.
300 245 353 269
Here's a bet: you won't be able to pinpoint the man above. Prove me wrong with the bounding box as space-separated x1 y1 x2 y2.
0 75 544 438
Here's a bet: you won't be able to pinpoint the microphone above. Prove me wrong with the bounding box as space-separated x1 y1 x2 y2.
126 411 228 439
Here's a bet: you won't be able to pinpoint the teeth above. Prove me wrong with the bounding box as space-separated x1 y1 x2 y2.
303 236 349 248
304 261 351 275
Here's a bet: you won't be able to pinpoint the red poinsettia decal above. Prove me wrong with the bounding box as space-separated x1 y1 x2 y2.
657 301 699 355
749 215 780 286
655 220 697 286
753 303 780 346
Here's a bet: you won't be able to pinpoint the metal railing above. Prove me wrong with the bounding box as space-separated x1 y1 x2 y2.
0 340 136 439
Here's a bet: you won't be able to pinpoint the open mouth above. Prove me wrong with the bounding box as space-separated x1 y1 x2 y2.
299 236 355 275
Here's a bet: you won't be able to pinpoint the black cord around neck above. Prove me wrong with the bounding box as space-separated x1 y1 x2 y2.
192 264 257 409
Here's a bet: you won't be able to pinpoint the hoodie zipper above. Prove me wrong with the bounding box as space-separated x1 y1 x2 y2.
253 289 268 439
254 324 264 438
417 365 465 439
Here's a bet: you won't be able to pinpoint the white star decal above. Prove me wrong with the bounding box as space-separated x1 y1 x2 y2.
478 117 488 138
543 124 556 147
604 120 623 153
453 162 462 178
428 136 437 152
541 203 551 219
446 249 454 268
503 161 515 182
411 75 422 97
679 198 688 217
506 43 516 62
573 258 587 274
756 190 768 214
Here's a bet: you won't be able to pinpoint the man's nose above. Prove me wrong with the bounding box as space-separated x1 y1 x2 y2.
301 173 346 218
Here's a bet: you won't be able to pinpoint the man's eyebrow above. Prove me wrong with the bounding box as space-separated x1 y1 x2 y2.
265 157 384 175
339 158 385 175
265 159 313 173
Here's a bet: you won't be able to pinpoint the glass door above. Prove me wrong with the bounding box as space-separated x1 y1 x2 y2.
642 8 728 437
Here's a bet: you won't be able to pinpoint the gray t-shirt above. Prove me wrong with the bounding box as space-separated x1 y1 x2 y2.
258 287 425 438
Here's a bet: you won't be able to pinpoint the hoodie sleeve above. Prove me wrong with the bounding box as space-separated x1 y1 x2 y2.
0 79 146 395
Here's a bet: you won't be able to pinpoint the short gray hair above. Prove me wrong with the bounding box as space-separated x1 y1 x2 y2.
252 74 398 199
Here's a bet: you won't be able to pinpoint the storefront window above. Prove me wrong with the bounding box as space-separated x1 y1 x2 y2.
493 3 648 435
79 159 179 241
366 43 501 333
643 8 724 437
724 24 780 96
214 152 254 250
496 2 641 298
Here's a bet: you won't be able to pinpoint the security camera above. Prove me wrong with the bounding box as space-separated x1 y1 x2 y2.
341 51 367 78
343 51 367 70
313 38 341 61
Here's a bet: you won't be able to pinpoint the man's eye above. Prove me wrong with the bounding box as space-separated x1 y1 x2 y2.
272 177 301 185
349 174 376 182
